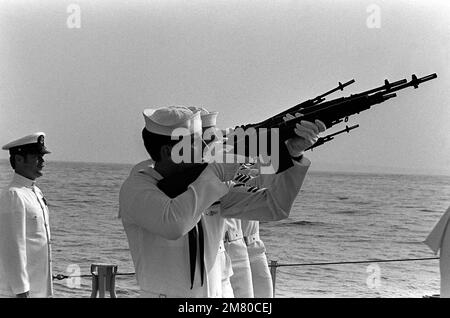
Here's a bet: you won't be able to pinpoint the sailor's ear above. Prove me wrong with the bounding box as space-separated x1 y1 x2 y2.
14 153 26 164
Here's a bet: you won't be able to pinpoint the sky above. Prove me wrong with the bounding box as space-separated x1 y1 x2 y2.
0 0 449 175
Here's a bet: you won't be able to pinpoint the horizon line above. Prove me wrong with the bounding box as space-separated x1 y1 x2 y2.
0 158 449 178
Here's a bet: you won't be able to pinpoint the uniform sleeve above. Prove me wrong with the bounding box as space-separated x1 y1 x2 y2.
0 190 30 294
219 157 311 221
119 166 229 240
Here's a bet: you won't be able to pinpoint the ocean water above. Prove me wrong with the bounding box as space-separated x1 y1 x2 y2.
0 160 449 298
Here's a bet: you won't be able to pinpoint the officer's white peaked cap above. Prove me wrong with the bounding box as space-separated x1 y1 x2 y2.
2 132 51 154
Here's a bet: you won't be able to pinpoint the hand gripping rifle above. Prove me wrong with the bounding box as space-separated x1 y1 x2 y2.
157 73 437 198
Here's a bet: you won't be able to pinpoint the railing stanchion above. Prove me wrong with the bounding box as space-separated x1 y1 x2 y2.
90 264 118 298
270 260 278 297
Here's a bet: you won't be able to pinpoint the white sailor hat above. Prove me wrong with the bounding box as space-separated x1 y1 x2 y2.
187 106 219 128
2 132 51 155
187 106 208 115
201 111 218 128
143 106 202 136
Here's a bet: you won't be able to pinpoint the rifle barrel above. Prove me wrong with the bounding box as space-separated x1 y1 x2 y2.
381 73 437 95
352 78 407 98
255 78 356 128
278 73 435 130
325 124 360 138
305 124 359 151
317 79 356 100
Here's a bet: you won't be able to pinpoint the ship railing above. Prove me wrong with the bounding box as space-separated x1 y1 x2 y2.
52 257 440 298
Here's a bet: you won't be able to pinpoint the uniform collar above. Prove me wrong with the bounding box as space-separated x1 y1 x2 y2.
12 172 36 187
138 166 164 181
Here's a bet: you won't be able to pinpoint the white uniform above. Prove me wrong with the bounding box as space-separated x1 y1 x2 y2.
220 246 235 297
223 218 254 298
236 165 276 298
0 173 52 297
425 205 450 298
119 157 311 297
241 220 273 298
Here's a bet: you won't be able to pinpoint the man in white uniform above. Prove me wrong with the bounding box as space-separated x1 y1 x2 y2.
424 205 450 297
238 113 310 298
188 107 237 298
124 107 235 298
234 163 274 298
194 107 254 298
0 133 53 298
119 106 326 297
223 218 254 297
242 219 273 297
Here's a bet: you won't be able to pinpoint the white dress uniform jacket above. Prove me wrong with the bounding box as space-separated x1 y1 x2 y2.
119 157 311 297
0 173 52 297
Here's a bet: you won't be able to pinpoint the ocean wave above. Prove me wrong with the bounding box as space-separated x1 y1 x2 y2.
350 238 377 243
333 210 365 215
282 220 329 227
397 205 423 209
349 201 374 206
392 240 428 245
419 209 437 213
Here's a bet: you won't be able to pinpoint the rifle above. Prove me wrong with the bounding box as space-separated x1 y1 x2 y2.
306 124 359 151
157 73 437 197
238 73 436 137
255 79 356 128
224 73 436 161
